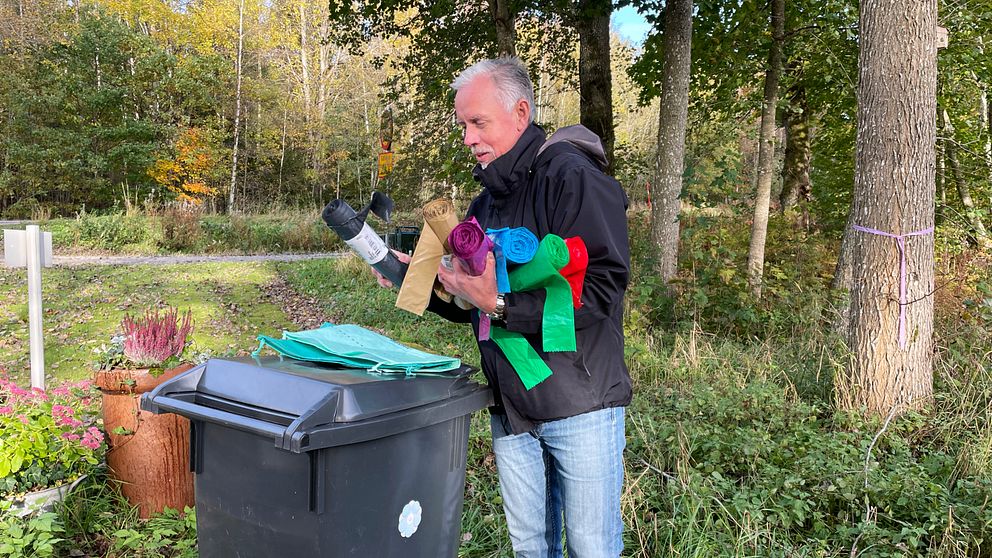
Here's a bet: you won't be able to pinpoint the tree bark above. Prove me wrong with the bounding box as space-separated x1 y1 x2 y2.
575 0 615 174
830 208 856 338
745 0 785 298
299 3 312 115
488 0 517 57
844 0 937 417
780 82 811 212
976 39 992 192
978 80 991 186
936 110 945 226
228 0 245 213
651 0 693 288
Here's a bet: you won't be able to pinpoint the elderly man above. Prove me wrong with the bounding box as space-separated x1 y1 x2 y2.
386 56 631 557
438 56 632 558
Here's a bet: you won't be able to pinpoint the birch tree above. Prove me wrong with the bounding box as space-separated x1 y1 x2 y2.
651 0 692 288
228 0 245 212
745 0 785 297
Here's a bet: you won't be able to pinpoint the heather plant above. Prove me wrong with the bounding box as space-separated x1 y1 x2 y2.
0 377 104 497
118 306 194 368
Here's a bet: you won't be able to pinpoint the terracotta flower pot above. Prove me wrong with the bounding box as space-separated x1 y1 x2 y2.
95 364 195 518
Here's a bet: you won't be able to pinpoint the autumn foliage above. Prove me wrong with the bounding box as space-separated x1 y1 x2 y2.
148 128 221 205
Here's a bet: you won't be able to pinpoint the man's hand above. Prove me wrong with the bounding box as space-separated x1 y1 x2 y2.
437 252 498 313
373 250 411 289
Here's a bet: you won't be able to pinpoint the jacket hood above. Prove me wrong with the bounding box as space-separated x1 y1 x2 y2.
536 125 609 171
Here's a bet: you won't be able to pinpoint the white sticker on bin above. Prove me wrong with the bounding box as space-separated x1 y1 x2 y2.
398 500 422 538
344 223 389 265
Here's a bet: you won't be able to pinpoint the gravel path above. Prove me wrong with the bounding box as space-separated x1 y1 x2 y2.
50 252 348 267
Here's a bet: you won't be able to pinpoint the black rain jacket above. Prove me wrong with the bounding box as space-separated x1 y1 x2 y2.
429 123 632 434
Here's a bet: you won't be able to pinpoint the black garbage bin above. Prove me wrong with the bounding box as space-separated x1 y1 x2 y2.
140 356 492 558
383 226 421 255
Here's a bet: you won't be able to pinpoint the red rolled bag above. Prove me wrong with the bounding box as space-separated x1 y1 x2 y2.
559 236 588 309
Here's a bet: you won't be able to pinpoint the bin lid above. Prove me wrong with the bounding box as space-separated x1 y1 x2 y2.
141 356 492 452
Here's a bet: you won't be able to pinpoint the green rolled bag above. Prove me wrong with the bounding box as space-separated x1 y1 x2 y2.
490 233 576 390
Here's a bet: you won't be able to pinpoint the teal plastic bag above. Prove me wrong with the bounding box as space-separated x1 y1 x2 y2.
254 323 460 374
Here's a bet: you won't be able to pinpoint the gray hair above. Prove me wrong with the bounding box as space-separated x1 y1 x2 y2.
451 57 535 123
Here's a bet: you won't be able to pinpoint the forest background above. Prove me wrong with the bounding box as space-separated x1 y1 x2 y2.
1 0 992 555
0 0 988 240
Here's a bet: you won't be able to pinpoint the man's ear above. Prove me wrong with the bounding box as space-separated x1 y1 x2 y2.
514 99 530 130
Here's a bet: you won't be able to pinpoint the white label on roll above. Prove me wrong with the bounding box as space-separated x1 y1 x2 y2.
345 222 389 265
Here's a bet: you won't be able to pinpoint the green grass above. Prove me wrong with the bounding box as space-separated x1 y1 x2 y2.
0 262 294 383
1 208 344 256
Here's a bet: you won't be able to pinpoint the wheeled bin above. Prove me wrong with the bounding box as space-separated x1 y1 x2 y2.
384 226 421 255
140 356 492 558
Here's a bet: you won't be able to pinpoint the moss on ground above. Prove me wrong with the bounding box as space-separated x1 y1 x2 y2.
0 262 294 383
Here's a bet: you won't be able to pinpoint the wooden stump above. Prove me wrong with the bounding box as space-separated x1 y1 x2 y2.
95 365 195 518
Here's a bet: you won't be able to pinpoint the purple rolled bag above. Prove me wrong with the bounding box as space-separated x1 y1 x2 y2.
448 216 493 276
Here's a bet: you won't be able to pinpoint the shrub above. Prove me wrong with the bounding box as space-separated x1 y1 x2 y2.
157 208 204 253
626 377 992 555
74 212 148 250
0 378 104 498
119 307 193 368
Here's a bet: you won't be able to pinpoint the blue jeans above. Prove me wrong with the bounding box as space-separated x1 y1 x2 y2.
490 406 626 558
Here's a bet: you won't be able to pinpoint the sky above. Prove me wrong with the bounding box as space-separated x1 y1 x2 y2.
612 7 653 47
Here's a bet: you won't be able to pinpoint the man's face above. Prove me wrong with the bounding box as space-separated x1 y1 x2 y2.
454 75 530 167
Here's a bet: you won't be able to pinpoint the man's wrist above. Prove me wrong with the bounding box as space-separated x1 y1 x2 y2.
486 294 506 321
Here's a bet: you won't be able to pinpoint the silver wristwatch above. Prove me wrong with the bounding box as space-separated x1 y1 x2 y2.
487 294 506 321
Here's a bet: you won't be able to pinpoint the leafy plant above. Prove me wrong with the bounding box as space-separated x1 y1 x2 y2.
112 506 198 558
0 378 104 498
0 511 65 557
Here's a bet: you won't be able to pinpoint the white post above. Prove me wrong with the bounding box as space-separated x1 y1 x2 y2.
26 225 45 390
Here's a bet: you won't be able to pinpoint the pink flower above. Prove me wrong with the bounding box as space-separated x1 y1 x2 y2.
17 414 28 424
81 427 104 450
0 405 12 415
51 404 83 427
62 432 81 441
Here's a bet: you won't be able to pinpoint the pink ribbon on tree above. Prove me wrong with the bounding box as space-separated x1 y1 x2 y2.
851 224 934 349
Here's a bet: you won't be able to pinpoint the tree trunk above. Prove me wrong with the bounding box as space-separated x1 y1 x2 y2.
936 111 945 226
536 54 545 123
780 82 811 212
976 38 992 192
228 0 245 213
488 0 517 57
830 208 856 337
941 106 990 244
979 80 992 187
844 0 937 417
651 0 692 288
299 3 312 115
575 0 615 174
279 94 288 195
745 0 785 298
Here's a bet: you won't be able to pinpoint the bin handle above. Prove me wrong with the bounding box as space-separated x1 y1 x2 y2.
147 396 287 442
